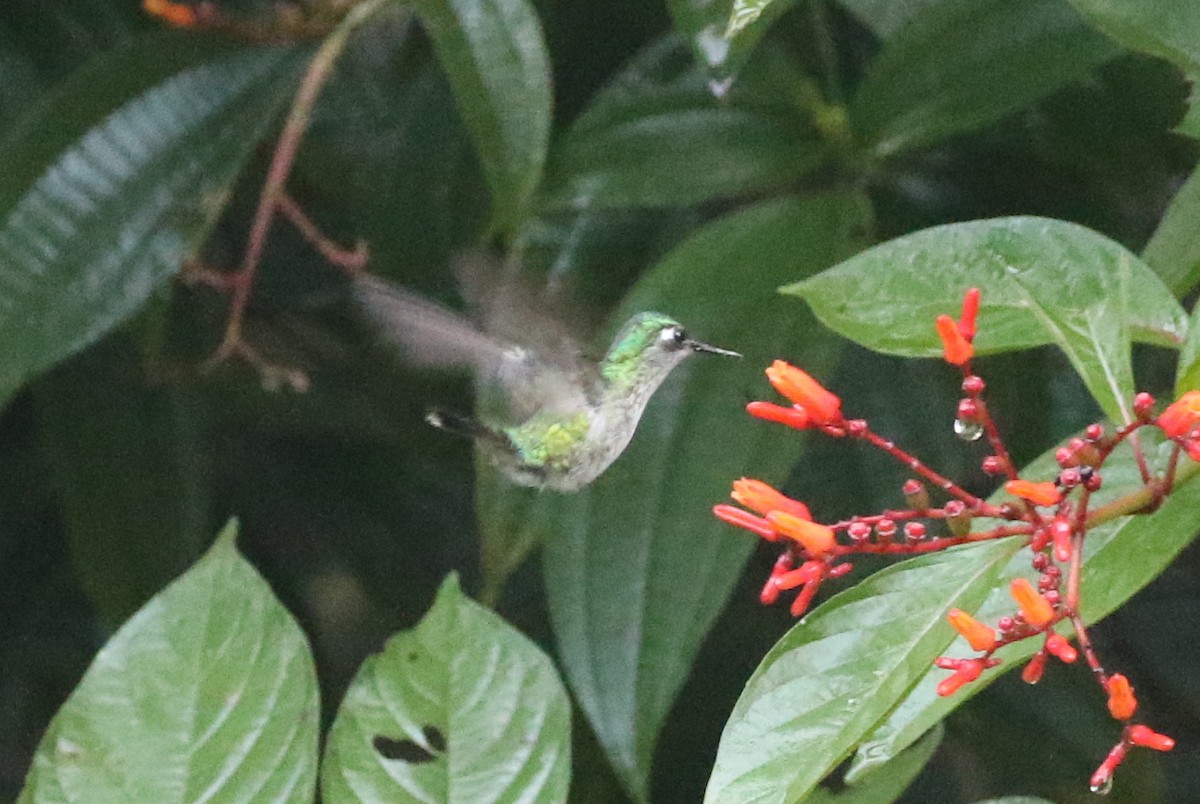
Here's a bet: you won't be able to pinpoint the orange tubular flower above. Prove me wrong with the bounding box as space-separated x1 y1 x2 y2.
936 658 986 697
746 401 811 430
1005 479 1062 507
765 361 842 425
712 505 777 541
1045 633 1077 663
936 315 974 366
1010 577 1055 627
947 608 997 651
766 511 836 556
1158 390 1200 439
1106 674 1137 720
143 0 198 26
731 478 812 520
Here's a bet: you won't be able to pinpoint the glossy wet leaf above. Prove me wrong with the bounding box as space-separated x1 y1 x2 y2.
411 0 551 233
850 0 1119 156
1144 164 1200 297
848 443 1200 780
322 574 571 803
802 724 941 804
787 216 1188 423
542 37 821 211
18 521 320 803
705 537 1013 803
537 193 870 801
0 44 303 406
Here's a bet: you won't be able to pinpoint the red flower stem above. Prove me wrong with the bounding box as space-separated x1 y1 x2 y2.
210 0 391 364
1068 612 1108 682
972 395 1020 482
855 426 998 513
1163 442 1182 496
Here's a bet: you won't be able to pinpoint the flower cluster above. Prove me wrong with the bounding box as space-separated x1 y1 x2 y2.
714 288 1194 792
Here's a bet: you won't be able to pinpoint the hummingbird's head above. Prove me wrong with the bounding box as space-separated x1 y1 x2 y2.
601 312 740 387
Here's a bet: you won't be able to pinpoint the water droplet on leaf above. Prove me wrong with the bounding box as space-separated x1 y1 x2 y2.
1090 776 1113 796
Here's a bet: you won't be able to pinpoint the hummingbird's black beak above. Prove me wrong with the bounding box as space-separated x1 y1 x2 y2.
685 338 741 357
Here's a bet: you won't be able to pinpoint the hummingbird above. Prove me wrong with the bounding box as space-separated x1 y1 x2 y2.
352 263 740 492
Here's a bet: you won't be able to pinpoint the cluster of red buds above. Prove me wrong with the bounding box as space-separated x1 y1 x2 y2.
714 288 1199 791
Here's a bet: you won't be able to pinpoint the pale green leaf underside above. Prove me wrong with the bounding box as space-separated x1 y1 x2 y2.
322 574 571 803
19 521 320 803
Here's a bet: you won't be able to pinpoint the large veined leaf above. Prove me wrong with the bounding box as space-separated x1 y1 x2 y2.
541 36 823 211
18 521 320 803
410 0 551 233
708 427 1200 801
705 539 1013 803
787 216 1188 423
321 574 571 803
849 0 1119 156
834 0 943 39
802 725 941 804
0 43 305 406
1065 0 1200 137
848 447 1200 780
534 193 869 801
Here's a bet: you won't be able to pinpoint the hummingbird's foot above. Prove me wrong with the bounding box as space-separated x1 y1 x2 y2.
425 408 488 439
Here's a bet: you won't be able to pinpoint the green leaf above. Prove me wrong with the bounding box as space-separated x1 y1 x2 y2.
0 44 304 407
787 216 1188 423
18 521 320 803
321 574 572 803
542 37 823 211
410 0 551 234
1143 163 1200 297
801 724 941 804
834 0 943 39
1065 0 1200 139
850 0 1120 156
33 335 212 627
1177 300 1200 395
537 193 870 801
726 0 796 40
704 539 1013 803
848 444 1200 781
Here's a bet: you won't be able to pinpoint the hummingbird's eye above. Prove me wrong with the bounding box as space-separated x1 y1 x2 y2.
661 326 687 350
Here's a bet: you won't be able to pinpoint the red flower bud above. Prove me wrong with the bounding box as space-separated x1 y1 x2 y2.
937 315 974 366
746 401 811 430
1106 674 1137 720
1005 480 1062 507
947 608 998 652
1010 578 1056 627
1045 633 1077 663
1128 725 1175 752
1022 651 1047 685
959 288 981 339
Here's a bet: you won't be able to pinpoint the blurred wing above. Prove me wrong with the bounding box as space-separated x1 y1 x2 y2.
353 273 509 370
353 273 592 420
